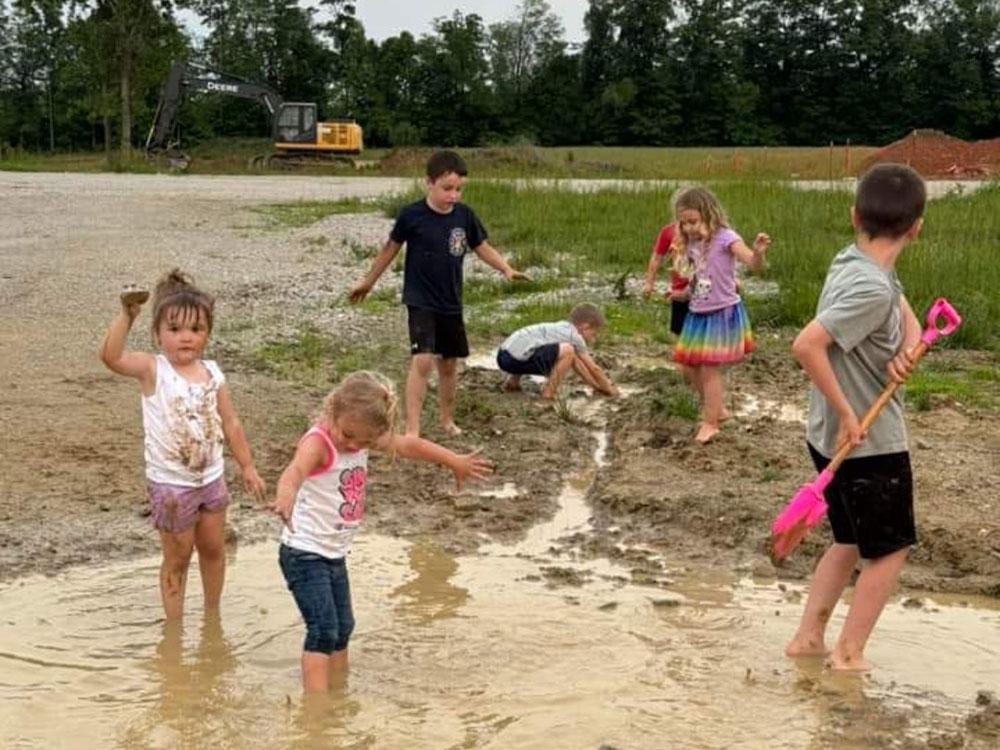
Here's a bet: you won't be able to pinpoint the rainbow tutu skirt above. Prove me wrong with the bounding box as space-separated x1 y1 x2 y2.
673 301 755 366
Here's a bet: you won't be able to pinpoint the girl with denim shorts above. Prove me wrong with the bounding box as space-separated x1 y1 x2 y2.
269 371 492 692
99 269 265 620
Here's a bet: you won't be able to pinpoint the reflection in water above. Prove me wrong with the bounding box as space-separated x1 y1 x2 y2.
119 615 238 749
390 541 469 624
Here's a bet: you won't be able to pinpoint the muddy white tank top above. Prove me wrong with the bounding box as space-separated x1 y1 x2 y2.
281 426 368 559
141 354 226 487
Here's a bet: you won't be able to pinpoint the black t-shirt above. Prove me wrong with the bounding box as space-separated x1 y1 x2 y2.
390 200 487 314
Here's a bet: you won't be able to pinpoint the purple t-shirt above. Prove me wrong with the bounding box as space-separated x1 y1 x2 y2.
687 227 743 314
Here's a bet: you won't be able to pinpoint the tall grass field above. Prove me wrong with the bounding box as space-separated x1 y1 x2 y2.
449 181 999 351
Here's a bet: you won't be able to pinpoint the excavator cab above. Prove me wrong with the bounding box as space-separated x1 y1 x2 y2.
275 103 317 144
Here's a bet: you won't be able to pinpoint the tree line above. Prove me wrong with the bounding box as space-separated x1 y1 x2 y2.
1 0 997 153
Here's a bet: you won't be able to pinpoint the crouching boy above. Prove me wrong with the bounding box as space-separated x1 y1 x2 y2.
497 303 619 400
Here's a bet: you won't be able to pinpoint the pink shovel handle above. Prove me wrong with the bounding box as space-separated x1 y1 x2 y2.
921 298 962 346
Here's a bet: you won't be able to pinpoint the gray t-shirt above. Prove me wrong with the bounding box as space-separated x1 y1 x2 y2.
499 321 588 361
807 244 907 458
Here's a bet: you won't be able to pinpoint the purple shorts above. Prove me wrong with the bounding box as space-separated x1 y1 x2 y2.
147 476 230 533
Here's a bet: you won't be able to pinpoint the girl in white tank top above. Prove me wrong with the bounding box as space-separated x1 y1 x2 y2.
99 269 265 620
269 371 492 693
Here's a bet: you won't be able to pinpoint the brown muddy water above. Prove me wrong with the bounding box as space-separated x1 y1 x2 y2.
2 420 997 749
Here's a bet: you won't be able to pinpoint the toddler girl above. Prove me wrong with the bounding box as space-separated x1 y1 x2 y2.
270 370 492 692
99 269 265 619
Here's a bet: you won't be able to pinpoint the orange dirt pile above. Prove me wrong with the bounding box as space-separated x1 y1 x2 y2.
862 129 1000 179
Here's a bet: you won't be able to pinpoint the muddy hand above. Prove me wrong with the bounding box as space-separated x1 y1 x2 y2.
120 285 149 318
453 448 493 491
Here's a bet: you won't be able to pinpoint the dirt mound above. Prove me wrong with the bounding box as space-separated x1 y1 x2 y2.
861 129 1000 179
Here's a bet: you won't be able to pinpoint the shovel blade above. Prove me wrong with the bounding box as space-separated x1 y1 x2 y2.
770 483 828 565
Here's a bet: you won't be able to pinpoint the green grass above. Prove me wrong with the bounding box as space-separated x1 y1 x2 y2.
904 356 1000 411
3 142 877 179
253 197 384 228
249 327 404 386
457 180 1000 351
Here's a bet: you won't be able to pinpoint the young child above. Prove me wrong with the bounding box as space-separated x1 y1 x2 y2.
269 370 492 692
785 164 925 672
98 270 265 619
642 218 693 337
349 150 527 437
496 303 619 400
671 187 770 444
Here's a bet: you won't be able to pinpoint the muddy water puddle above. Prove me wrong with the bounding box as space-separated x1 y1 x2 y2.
2 424 997 748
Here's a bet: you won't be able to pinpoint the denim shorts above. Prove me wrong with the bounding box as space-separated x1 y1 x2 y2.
279 544 355 654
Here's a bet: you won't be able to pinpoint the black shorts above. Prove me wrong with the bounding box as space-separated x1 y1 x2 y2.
496 344 561 376
670 299 689 336
407 306 469 358
808 443 916 560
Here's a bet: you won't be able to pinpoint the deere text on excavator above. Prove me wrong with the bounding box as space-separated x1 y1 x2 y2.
145 61 363 169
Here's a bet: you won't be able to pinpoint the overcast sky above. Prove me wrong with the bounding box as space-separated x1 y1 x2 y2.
179 1 588 46
354 1 588 44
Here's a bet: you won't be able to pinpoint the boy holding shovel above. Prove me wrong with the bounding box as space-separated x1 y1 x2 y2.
784 164 925 671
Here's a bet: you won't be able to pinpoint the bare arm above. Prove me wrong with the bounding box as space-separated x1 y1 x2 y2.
376 433 493 490
887 295 922 383
643 251 665 298
730 232 770 272
349 238 402 303
791 320 863 448
269 435 327 530
473 241 529 281
98 301 156 393
217 384 265 497
574 351 619 397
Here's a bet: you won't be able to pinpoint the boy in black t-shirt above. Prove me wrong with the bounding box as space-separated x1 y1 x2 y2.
349 150 527 436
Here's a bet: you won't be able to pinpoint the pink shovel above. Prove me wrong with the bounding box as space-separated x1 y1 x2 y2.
769 298 962 565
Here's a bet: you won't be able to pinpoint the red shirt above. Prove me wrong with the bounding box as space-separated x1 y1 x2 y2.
652 224 689 293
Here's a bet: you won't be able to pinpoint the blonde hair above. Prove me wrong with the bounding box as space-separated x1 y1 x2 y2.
671 187 729 273
319 371 400 444
150 268 214 339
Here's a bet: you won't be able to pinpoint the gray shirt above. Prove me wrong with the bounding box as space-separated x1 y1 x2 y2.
500 321 588 361
807 244 907 458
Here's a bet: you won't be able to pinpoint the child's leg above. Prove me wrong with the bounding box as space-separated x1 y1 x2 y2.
302 652 332 692
436 356 461 434
194 509 227 612
829 547 908 671
159 528 196 619
541 343 575 399
785 543 859 657
405 353 436 436
695 364 723 443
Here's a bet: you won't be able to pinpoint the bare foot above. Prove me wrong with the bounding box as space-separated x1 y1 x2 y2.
827 651 872 672
785 636 829 658
694 423 719 444
720 408 733 423
440 422 462 436
539 388 557 401
501 376 522 392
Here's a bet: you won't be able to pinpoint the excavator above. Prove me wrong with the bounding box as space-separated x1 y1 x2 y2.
145 61 363 169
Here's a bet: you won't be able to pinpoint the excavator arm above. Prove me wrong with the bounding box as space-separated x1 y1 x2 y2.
145 61 284 156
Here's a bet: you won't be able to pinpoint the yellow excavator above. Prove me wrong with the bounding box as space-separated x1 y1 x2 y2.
145 61 363 169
